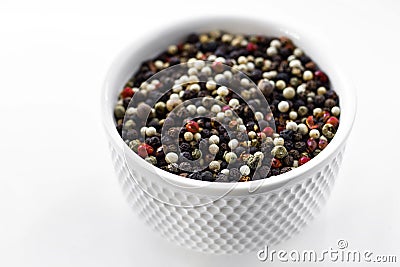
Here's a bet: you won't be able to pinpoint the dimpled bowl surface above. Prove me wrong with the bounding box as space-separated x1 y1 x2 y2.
102 17 356 254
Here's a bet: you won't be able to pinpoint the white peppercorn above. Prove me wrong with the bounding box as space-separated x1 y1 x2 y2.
145 127 157 137
286 121 298 131
186 104 197 115
209 135 220 144
276 80 286 90
211 104 221 113
297 123 308 135
274 137 285 146
229 98 240 107
266 46 278 56
228 139 239 149
184 132 193 141
217 86 229 96
278 101 290 113
165 152 179 164
209 161 221 172
224 152 237 163
283 87 296 99
209 144 219 155
289 111 298 120
317 86 327 95
331 106 340 116
309 129 320 139
240 165 251 176
303 70 313 81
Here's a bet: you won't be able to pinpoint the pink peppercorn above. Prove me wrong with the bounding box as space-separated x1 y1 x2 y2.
299 156 311 166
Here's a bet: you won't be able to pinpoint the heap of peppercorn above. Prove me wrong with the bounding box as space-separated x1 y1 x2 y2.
113 31 340 182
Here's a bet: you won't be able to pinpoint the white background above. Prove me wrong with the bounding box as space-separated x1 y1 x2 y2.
0 0 399 266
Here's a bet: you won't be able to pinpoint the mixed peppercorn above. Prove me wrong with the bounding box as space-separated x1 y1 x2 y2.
113 31 340 182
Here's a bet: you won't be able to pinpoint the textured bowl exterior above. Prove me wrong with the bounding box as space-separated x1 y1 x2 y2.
108 135 345 254
102 16 355 254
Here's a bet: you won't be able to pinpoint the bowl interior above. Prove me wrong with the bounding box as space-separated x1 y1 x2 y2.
102 16 356 196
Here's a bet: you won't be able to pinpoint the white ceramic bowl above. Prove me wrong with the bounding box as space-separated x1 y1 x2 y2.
102 16 356 254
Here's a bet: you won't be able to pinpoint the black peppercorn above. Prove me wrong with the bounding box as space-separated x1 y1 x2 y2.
179 142 191 152
279 129 294 140
276 72 290 83
294 141 306 152
306 80 317 91
284 140 294 151
220 161 228 170
155 146 165 158
126 129 138 140
289 149 300 160
186 33 199 44
314 95 325 106
283 155 294 167
280 167 292 174
228 168 241 182
188 172 201 180
202 41 217 52
146 136 160 147
123 97 131 109
234 147 246 157
253 165 270 180
215 173 229 183
116 123 123 136
201 171 214 181
271 169 280 176
324 99 336 108
181 152 192 160
201 129 211 138
161 135 172 145
293 132 303 141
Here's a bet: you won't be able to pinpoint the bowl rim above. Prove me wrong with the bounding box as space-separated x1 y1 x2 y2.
101 15 357 196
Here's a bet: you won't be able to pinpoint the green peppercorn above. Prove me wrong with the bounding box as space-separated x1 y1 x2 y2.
247 153 263 169
129 140 140 152
114 105 125 119
145 156 157 165
271 145 288 159
154 102 166 113
298 106 308 117
322 123 336 138
192 149 202 160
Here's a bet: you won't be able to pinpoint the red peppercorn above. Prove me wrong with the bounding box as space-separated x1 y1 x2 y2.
306 116 319 129
211 61 224 72
277 125 285 133
121 87 134 98
318 139 328 149
222 105 231 111
299 156 311 166
326 117 339 128
137 144 154 158
262 126 274 137
322 111 331 122
186 120 200 133
307 138 317 152
265 113 273 121
246 42 258 52
315 70 329 83
271 158 282 168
